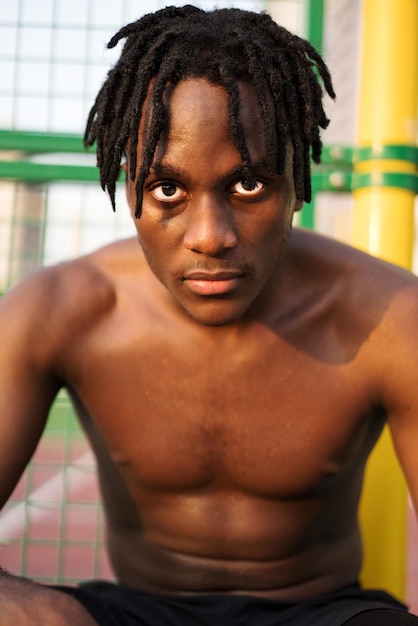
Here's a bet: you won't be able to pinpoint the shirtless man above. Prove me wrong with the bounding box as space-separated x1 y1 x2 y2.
0 5 417 625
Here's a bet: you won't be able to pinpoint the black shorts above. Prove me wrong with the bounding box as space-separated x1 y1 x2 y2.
55 580 414 626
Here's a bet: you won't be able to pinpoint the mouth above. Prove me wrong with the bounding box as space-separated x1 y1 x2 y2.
182 270 244 296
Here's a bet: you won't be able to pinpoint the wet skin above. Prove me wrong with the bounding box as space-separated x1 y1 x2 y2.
1 78 418 605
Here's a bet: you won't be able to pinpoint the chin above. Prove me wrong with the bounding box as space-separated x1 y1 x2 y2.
181 299 251 327
194 315 238 327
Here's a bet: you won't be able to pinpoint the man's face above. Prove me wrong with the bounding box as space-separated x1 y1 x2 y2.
126 78 302 326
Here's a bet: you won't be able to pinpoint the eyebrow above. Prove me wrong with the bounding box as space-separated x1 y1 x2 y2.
149 158 272 179
230 159 272 176
149 162 184 178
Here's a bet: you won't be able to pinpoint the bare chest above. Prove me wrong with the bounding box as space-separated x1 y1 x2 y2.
69 328 381 500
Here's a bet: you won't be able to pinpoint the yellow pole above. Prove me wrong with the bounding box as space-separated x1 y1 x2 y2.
352 0 418 600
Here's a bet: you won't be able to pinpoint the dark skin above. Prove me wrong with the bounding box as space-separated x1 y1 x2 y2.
1 78 418 625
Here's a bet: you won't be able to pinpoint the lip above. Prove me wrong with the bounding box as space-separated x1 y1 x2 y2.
183 271 243 296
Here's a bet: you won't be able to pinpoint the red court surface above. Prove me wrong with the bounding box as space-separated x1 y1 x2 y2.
0 435 113 584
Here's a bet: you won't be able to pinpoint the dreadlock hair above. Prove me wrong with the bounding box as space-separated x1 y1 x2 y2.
84 5 335 218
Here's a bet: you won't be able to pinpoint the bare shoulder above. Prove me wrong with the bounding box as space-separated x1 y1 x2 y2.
296 234 418 508
291 227 418 307
287 228 418 360
0 237 145 358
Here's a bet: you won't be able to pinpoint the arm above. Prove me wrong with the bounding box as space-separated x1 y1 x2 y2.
376 282 418 518
0 259 113 621
0 270 63 509
0 569 99 625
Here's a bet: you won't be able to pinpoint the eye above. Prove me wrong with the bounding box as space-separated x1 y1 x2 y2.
150 182 187 203
231 178 265 197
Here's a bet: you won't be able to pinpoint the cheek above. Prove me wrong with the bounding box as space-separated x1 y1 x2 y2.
135 220 155 253
254 201 294 243
134 217 174 279
137 234 166 284
254 205 294 261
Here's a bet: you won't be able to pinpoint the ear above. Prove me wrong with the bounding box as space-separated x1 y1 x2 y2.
294 200 304 212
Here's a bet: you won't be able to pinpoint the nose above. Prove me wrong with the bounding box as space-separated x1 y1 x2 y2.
183 195 238 256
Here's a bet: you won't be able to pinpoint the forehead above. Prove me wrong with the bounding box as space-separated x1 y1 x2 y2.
139 78 267 150
167 78 265 122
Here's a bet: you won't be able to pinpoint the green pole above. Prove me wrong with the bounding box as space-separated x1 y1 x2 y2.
305 0 324 55
300 0 325 229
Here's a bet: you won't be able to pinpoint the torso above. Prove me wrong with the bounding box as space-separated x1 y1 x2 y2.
49 228 414 599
